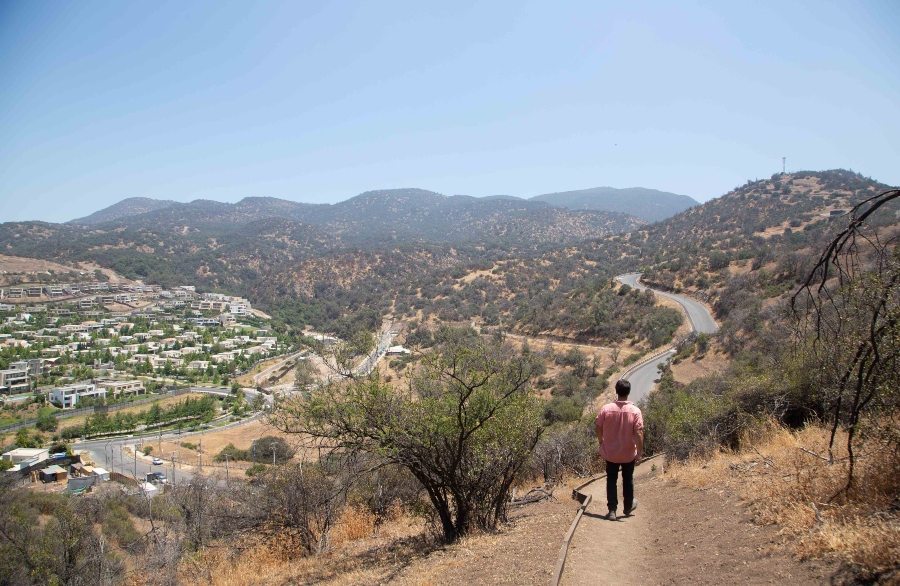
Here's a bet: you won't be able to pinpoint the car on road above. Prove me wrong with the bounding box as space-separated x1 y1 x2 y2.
152 457 163 465
146 471 168 484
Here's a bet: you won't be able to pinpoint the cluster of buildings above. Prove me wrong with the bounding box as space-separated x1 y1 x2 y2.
1 282 284 400
0 282 253 324
2 447 122 493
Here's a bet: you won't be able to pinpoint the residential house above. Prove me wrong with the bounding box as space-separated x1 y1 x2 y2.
50 383 106 408
97 379 145 398
2 447 49 464
10 358 46 378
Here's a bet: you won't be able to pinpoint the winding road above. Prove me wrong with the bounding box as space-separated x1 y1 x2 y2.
615 273 719 403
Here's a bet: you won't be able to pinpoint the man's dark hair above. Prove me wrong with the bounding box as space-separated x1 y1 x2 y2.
615 379 631 397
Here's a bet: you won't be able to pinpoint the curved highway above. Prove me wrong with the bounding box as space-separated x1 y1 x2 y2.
618 273 718 335
615 273 718 402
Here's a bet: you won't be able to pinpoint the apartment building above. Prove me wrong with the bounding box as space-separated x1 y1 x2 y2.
0 364 29 394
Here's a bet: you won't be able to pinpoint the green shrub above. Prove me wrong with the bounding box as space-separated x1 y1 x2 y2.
245 463 268 477
215 442 249 462
543 395 585 425
35 413 58 432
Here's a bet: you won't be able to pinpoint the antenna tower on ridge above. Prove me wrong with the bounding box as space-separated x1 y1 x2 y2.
782 157 786 175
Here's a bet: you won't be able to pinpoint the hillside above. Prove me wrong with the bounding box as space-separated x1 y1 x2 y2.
67 189 645 246
68 197 178 224
4 170 894 344
531 186 698 223
1 188 646 327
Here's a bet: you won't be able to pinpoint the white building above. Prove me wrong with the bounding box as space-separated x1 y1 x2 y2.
2 447 49 464
50 383 106 408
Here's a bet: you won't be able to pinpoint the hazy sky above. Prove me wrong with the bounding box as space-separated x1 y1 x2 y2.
1 1 898 223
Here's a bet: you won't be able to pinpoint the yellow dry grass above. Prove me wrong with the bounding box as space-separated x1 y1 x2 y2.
167 507 430 586
667 420 900 580
669 350 729 387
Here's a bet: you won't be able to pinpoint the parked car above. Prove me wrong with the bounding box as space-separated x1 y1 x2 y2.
152 457 163 465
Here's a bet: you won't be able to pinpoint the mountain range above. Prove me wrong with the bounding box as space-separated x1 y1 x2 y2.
3 170 895 334
70 185 697 228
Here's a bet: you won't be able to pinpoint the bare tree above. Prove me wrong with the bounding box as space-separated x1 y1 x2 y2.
791 188 900 492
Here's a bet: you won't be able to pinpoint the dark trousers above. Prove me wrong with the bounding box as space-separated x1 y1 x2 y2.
606 459 635 512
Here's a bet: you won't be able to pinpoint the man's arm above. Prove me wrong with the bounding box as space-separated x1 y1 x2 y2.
634 428 644 464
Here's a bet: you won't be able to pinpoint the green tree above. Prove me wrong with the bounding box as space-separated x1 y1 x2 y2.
249 436 293 464
272 327 544 542
35 413 58 433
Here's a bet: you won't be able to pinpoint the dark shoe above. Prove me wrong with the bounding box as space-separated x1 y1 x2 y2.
624 498 638 516
606 509 617 521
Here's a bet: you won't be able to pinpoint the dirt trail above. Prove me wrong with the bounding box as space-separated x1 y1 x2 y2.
562 459 838 585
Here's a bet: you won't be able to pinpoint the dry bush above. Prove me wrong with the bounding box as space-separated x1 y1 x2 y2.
330 504 376 546
667 419 900 581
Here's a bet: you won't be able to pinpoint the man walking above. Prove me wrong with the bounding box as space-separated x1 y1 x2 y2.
595 379 644 521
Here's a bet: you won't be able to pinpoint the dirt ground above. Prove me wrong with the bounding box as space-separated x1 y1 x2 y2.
168 418 295 455
669 350 729 387
0 254 130 286
148 418 309 474
562 460 839 585
389 497 580 585
235 357 284 386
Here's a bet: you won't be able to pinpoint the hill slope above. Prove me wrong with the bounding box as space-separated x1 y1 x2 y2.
69 197 178 224
531 186 698 223
55 189 647 247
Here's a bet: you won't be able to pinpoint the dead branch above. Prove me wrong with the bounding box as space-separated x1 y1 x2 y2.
797 446 832 462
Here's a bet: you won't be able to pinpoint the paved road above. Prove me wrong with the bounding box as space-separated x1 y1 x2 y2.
73 406 265 485
618 273 718 335
77 436 196 486
624 348 677 404
354 320 397 377
615 273 718 402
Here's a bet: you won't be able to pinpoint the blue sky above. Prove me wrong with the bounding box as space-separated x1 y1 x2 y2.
1 1 898 223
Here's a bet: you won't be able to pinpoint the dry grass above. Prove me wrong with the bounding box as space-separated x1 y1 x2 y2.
168 511 432 586
669 349 729 387
667 420 900 581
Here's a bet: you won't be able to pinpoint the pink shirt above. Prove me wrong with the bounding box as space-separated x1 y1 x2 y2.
596 400 644 464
